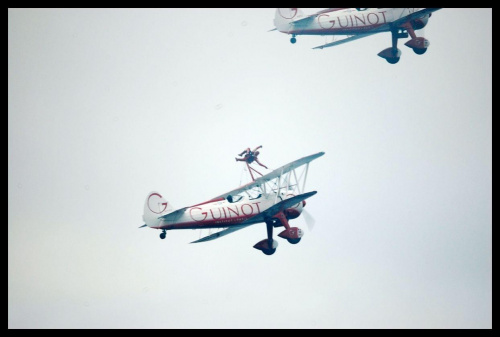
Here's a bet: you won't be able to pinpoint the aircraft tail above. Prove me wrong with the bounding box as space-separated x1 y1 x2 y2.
274 8 304 32
142 191 174 228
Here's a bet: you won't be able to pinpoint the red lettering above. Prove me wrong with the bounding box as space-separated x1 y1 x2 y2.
338 15 349 28
367 13 379 25
318 14 334 29
227 206 239 218
190 207 207 221
251 202 262 213
379 11 388 23
241 204 253 216
147 193 167 214
354 14 366 26
210 208 223 220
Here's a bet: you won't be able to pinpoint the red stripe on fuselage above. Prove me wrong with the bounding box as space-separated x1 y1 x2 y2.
152 200 264 230
288 24 387 36
152 214 260 230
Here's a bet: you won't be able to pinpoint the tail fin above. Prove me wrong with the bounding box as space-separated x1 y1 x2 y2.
143 191 174 228
274 8 304 32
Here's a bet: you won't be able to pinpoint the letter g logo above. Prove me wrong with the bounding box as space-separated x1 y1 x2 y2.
148 193 168 214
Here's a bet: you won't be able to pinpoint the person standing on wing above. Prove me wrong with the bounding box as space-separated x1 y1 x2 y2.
235 145 268 169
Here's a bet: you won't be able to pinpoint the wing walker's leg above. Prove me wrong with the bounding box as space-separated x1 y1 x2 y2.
246 162 255 181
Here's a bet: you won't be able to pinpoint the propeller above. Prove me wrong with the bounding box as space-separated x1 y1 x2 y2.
302 208 316 231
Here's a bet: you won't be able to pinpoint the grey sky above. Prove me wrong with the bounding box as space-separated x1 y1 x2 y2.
8 8 491 328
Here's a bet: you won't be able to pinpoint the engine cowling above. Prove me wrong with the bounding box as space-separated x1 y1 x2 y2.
411 14 429 30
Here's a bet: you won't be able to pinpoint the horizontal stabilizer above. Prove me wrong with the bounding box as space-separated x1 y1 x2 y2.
289 15 315 27
158 207 188 222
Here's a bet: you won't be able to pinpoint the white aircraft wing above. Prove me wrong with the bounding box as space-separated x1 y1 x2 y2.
210 152 325 200
313 33 379 49
191 191 317 243
190 223 252 243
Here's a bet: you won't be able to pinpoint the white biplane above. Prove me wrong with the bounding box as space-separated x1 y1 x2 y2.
273 8 442 64
140 151 325 255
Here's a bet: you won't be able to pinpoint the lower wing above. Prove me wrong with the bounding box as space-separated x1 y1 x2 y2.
313 32 378 50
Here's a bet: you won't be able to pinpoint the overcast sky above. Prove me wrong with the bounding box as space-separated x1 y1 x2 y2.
8 8 491 328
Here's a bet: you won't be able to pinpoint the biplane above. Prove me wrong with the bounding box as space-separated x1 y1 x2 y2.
140 151 325 255
273 8 442 64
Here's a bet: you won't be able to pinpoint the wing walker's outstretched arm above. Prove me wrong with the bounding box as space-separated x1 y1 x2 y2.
238 148 250 156
252 145 263 152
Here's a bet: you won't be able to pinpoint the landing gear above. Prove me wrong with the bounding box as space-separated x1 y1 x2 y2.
378 48 401 64
378 29 403 64
275 212 304 244
378 24 430 64
290 35 297 44
254 238 278 255
270 218 281 228
159 229 166 239
254 212 304 255
254 221 279 255
412 47 427 55
263 248 277 255
378 27 430 63
287 238 301 244
405 36 429 55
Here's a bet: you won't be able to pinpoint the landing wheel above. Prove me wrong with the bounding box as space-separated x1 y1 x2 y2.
262 248 276 255
413 48 427 55
290 37 296 44
287 238 301 244
386 57 400 64
159 230 166 239
378 47 401 64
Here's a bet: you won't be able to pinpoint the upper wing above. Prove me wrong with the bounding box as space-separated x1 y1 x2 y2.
211 152 325 200
191 191 318 243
